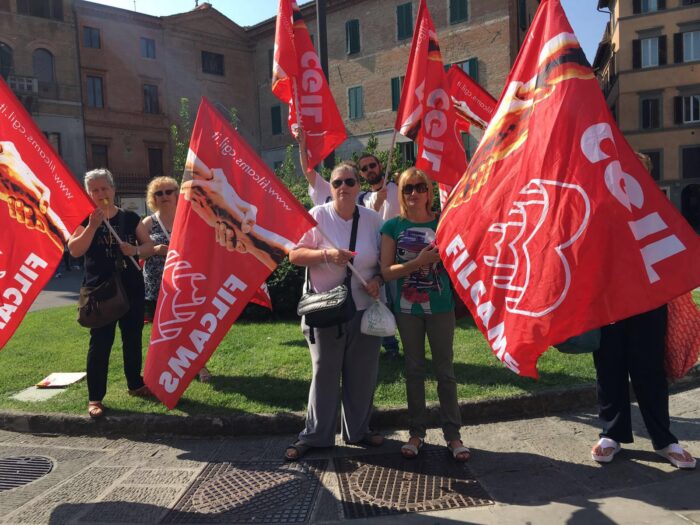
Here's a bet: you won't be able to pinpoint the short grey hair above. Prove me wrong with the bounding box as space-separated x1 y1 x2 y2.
84 168 115 191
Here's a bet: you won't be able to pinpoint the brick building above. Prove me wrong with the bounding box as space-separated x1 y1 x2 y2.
593 0 700 229
0 0 86 177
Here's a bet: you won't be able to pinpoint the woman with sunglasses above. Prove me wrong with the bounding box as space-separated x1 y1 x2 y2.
141 177 213 382
380 167 469 462
286 162 385 461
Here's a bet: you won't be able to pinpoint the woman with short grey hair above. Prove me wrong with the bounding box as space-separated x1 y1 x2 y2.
68 169 154 418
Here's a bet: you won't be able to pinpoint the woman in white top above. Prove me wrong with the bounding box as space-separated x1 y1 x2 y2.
285 161 385 461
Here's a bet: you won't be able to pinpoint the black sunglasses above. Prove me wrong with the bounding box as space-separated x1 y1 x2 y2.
154 189 177 197
360 162 378 172
402 183 429 195
331 178 357 188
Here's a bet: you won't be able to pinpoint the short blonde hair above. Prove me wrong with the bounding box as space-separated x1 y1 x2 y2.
146 176 179 212
397 167 434 218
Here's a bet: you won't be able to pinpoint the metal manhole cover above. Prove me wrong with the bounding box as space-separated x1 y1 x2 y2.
163 460 327 523
335 449 493 518
0 456 54 492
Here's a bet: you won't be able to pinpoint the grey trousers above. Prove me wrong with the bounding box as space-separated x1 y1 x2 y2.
299 310 382 447
396 310 462 442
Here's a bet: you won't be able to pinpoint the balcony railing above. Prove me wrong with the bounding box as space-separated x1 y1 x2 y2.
8 75 39 95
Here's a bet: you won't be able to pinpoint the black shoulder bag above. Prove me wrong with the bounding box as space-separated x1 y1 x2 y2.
297 206 359 329
77 212 131 328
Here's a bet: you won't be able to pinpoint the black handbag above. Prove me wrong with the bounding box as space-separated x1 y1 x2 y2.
297 206 359 329
77 212 131 328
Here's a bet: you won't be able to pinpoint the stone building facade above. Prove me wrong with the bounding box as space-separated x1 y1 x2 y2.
0 0 86 177
594 0 700 229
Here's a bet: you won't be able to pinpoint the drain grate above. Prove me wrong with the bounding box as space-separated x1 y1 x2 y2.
0 456 54 492
163 460 327 523
335 448 493 519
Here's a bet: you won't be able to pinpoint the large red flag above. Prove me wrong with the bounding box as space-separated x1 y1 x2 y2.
0 79 93 349
144 97 316 408
437 0 700 378
272 0 346 168
394 0 467 186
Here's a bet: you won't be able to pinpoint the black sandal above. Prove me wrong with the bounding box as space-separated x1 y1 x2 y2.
285 440 312 461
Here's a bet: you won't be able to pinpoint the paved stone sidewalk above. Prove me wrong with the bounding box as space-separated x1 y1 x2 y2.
0 386 698 525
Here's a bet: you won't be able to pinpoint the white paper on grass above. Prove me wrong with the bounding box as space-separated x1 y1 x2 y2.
361 301 397 337
36 372 87 388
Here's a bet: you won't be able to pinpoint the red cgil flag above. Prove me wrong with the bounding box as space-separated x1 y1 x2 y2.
0 78 93 350
272 0 346 168
436 0 700 378
394 0 467 186
144 97 316 408
439 67 498 207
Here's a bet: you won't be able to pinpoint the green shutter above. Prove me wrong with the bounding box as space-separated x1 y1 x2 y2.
397 3 413 40
346 19 360 54
391 77 401 111
467 57 478 81
271 105 282 135
349 86 363 119
450 0 468 24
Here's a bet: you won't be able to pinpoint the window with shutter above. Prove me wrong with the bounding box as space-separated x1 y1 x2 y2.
349 86 363 119
450 0 468 24
271 105 282 135
640 96 661 129
391 76 404 111
397 3 413 40
346 19 360 55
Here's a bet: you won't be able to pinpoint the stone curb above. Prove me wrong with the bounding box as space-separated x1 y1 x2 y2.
1 364 698 438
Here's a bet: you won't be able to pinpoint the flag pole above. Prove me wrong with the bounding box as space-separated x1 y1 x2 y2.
315 226 369 286
102 220 141 271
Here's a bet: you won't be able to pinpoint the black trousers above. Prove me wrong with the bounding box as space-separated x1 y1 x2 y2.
86 280 145 401
593 305 676 450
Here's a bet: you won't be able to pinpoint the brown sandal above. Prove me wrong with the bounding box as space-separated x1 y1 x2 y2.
88 401 104 419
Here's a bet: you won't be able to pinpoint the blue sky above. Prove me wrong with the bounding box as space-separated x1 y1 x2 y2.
91 0 609 62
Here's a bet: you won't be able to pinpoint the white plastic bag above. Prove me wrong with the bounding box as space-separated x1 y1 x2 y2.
361 300 397 337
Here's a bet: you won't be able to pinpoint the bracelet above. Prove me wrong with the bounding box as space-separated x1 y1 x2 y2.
373 274 384 286
323 249 328 264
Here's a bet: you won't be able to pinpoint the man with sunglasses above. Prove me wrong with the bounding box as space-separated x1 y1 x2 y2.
297 131 400 220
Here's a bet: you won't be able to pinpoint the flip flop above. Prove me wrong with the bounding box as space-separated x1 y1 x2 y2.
285 440 312 462
655 443 696 469
591 437 621 463
447 441 470 462
401 438 424 459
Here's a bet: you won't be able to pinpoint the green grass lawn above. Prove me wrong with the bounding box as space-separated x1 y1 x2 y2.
0 306 597 417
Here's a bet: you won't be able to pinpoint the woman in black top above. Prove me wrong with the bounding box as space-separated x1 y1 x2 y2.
68 169 154 418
